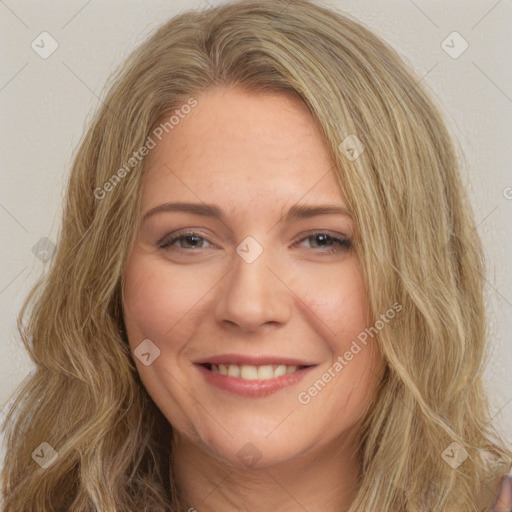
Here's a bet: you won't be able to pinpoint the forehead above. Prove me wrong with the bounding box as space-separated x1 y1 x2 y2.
141 86 345 209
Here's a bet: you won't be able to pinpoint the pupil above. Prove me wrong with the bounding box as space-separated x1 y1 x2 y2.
186 236 200 247
316 234 329 246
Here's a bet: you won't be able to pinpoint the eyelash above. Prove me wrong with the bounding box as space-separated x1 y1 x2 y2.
158 230 352 255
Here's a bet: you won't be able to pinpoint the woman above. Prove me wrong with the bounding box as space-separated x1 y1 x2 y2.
1 0 511 510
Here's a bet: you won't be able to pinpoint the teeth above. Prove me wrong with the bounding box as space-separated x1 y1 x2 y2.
257 365 274 380
227 364 240 377
210 364 300 380
241 365 258 380
274 364 287 378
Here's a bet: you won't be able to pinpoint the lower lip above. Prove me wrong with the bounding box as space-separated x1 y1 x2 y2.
196 364 316 398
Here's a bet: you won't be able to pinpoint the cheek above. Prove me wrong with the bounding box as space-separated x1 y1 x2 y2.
292 259 382 408
295 259 368 344
122 253 210 347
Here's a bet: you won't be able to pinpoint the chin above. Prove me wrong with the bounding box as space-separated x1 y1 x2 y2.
193 426 308 470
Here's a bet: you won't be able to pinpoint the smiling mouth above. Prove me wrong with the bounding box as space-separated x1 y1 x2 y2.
201 363 312 381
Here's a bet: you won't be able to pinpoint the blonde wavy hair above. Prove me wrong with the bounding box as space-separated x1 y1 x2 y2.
2 0 510 510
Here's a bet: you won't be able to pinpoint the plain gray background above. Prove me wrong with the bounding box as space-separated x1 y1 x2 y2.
1 0 511 448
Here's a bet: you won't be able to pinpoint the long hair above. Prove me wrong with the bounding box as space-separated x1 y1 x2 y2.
2 1 510 510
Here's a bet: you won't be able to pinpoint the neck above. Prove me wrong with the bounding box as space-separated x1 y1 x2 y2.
170 428 361 512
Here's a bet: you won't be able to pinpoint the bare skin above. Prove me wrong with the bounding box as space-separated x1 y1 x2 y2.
122 85 388 511
489 475 512 512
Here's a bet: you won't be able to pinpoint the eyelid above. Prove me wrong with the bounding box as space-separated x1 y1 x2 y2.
292 229 350 242
157 229 216 249
158 228 351 256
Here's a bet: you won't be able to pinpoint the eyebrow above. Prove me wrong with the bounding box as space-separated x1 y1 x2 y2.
141 201 352 223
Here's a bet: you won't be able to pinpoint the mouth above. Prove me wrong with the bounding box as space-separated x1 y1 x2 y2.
200 362 313 381
195 361 317 398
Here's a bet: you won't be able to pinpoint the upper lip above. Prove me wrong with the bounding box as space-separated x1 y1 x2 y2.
194 354 318 367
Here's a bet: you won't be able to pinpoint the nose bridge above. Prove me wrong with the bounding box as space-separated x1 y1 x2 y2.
215 239 290 330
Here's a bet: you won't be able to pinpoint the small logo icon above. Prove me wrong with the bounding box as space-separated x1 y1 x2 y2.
441 442 468 469
134 339 161 366
236 442 262 467
31 237 56 263
31 32 59 59
339 134 365 161
441 32 468 59
236 236 263 264
31 442 59 468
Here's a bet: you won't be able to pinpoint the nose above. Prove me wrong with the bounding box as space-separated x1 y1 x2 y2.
214 245 292 333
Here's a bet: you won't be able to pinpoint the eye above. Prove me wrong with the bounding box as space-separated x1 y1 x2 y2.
157 230 352 255
293 231 352 254
158 231 213 250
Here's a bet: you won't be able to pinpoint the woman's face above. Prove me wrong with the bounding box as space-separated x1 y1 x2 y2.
122 85 385 468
